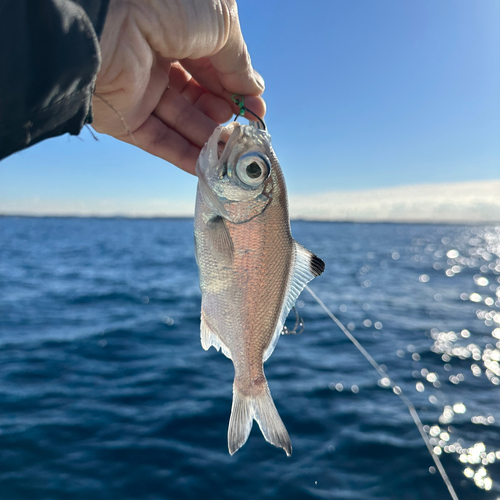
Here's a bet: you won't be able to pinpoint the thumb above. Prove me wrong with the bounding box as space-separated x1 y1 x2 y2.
208 0 265 96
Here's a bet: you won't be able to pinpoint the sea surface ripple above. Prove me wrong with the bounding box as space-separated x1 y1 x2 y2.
1 217 500 500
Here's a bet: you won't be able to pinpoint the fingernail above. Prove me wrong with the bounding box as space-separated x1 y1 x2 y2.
253 70 265 92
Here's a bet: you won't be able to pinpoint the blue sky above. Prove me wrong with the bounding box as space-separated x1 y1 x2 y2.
1 0 499 214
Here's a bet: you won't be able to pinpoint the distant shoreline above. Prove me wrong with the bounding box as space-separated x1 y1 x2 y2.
2 180 499 225
1 214 498 226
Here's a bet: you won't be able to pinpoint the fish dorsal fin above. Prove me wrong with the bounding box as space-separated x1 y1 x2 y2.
207 216 234 264
201 312 232 360
263 242 325 362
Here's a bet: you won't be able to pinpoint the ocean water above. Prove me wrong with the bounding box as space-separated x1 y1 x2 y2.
1 217 500 500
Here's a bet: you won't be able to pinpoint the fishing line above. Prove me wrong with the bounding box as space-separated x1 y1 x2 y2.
304 285 459 500
93 93 136 143
231 94 267 130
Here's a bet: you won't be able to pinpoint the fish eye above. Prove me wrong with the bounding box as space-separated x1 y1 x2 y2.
235 154 270 187
246 162 262 179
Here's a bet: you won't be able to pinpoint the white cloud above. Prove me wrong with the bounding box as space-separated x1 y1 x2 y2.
289 180 500 223
1 180 499 223
0 198 195 217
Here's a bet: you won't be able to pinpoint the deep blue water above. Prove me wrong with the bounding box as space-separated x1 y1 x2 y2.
1 217 500 500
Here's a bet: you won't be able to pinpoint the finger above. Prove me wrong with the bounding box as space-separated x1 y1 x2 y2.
121 114 200 175
165 59 265 122
180 58 266 119
207 0 265 96
239 95 267 123
167 63 233 123
152 87 218 148
194 93 233 124
167 62 206 103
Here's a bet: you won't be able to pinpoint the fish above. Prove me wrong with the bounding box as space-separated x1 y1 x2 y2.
194 121 325 456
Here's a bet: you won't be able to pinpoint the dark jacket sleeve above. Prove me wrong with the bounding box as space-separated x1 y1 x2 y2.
0 0 110 160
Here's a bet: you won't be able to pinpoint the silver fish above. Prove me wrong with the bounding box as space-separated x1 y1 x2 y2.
194 121 325 456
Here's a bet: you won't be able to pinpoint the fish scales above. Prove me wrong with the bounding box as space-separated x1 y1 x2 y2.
210 189 291 381
194 122 324 456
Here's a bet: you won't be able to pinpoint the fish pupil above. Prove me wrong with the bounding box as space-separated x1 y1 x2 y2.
246 162 262 179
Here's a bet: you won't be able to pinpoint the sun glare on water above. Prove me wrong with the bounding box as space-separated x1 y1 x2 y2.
414 227 500 492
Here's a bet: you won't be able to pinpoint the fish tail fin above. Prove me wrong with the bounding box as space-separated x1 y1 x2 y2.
228 382 292 457
254 383 292 456
228 384 254 456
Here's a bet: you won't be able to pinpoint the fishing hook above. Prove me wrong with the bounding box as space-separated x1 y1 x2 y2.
231 94 267 131
282 306 304 335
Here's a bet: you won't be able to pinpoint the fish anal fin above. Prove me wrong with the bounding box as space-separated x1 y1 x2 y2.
200 313 232 360
263 241 325 361
207 216 234 264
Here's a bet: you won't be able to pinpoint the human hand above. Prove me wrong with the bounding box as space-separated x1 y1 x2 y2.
92 0 265 175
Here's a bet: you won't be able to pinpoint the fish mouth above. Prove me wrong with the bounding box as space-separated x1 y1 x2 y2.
196 123 240 180
195 122 272 221
195 125 234 218
216 124 238 162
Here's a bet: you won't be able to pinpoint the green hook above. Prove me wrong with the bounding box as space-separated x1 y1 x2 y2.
231 94 245 116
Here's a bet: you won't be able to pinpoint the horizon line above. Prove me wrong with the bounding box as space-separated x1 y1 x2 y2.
1 214 499 226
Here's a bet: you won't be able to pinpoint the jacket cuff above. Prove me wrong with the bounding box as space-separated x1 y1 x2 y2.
0 0 110 160
74 0 110 38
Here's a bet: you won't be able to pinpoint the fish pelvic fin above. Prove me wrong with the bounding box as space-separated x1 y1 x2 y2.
228 381 292 457
200 312 232 359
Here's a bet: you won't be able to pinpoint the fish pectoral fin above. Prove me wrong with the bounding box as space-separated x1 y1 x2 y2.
200 313 232 360
207 216 234 264
263 241 325 361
